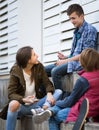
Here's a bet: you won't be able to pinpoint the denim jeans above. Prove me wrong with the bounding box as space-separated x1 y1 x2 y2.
45 63 68 90
49 105 70 130
6 89 62 130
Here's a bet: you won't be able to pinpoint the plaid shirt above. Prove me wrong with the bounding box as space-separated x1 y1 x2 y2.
67 20 97 73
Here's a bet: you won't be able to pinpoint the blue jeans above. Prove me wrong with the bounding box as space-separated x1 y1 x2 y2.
6 89 62 130
45 63 68 90
48 105 70 130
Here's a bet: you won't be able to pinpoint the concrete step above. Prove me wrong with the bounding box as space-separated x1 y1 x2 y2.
60 122 74 130
61 122 99 130
85 123 99 130
1 116 99 130
62 72 79 92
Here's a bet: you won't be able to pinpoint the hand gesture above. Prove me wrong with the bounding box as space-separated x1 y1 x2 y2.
57 52 66 60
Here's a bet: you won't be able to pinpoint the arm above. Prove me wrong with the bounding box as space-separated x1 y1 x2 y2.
82 26 97 49
56 54 80 66
56 25 97 66
8 67 38 105
8 64 27 104
55 77 89 108
8 74 25 104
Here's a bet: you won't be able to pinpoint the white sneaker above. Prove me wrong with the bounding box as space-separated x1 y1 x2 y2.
31 107 44 115
33 110 52 124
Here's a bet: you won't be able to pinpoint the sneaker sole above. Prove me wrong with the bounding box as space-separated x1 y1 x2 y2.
72 98 89 130
33 110 50 124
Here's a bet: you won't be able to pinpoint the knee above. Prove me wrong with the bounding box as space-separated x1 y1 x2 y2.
55 111 64 122
55 89 62 95
51 67 58 77
9 100 20 112
56 112 62 119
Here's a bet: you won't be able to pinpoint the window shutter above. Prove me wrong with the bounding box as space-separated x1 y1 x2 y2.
0 0 18 75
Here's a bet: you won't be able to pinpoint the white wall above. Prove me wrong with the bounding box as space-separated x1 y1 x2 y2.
18 0 42 60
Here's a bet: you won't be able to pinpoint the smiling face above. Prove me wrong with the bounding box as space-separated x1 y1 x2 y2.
28 49 39 65
69 12 84 28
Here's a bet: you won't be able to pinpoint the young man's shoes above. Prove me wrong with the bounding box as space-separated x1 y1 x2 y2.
31 107 44 115
72 98 89 130
33 109 52 124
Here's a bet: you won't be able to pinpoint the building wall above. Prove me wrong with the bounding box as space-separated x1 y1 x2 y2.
0 0 42 77
0 0 99 77
18 0 42 61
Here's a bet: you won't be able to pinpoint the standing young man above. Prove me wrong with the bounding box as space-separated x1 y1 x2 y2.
45 4 97 90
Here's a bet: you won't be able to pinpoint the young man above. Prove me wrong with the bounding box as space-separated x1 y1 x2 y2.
45 4 97 90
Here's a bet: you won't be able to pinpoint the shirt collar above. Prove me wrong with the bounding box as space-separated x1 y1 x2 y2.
74 20 87 35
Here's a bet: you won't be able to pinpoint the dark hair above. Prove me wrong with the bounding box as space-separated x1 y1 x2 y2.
80 48 99 72
16 46 33 68
67 4 84 16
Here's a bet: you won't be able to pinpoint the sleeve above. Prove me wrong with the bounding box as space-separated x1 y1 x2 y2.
55 77 89 108
8 68 25 104
82 26 97 49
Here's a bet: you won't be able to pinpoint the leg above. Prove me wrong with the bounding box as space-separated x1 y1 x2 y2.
33 105 62 123
72 98 89 130
31 90 62 115
33 106 70 128
17 103 38 117
6 100 40 128
51 63 68 90
34 89 62 109
51 89 62 101
49 117 60 130
45 64 56 77
6 100 20 130
54 107 70 123
43 89 62 108
49 108 70 130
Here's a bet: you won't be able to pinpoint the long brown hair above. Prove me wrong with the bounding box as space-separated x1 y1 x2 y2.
16 46 33 68
16 46 35 82
80 48 99 72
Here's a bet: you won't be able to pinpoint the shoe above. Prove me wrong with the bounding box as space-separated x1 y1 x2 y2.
33 110 51 124
72 98 89 130
31 107 44 115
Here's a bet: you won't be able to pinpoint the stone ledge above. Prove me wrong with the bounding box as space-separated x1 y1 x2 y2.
61 122 99 130
60 122 74 130
62 72 80 92
85 123 99 130
1 115 99 130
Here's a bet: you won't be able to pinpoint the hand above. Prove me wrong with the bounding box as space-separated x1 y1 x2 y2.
55 59 68 66
46 93 55 106
57 52 67 60
23 95 37 104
